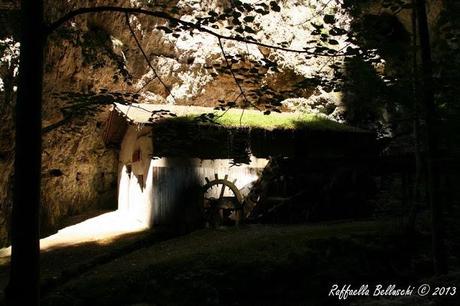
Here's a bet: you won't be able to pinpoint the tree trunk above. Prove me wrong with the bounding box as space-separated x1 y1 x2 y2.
6 1 44 305
407 0 422 231
415 0 447 274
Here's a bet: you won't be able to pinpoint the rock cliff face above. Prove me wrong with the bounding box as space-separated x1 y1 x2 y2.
0 0 451 245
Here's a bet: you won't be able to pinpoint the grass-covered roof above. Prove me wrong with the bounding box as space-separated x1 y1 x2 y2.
114 103 376 160
114 103 364 133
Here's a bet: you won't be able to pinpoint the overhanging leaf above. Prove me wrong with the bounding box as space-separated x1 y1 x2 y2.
324 15 335 24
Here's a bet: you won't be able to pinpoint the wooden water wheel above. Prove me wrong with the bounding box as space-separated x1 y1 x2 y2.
202 174 244 227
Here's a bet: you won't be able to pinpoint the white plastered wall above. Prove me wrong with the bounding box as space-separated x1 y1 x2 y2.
118 125 154 227
117 125 269 228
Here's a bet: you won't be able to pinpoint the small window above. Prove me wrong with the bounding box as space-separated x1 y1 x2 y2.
132 149 141 162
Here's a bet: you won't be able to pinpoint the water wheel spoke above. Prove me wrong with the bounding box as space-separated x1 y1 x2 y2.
219 184 226 199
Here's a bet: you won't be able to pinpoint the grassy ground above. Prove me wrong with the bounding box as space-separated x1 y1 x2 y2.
39 221 454 306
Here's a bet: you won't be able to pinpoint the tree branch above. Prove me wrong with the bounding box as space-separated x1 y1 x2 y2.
46 6 344 57
42 115 72 134
217 37 258 110
125 12 176 102
318 42 352 72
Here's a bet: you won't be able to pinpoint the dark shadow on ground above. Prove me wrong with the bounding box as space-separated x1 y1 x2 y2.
0 228 178 304
36 221 459 306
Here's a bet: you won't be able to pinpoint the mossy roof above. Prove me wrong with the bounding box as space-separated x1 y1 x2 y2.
114 103 365 133
113 103 376 159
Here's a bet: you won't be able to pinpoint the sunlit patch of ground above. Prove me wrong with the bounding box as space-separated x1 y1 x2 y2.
0 210 148 262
